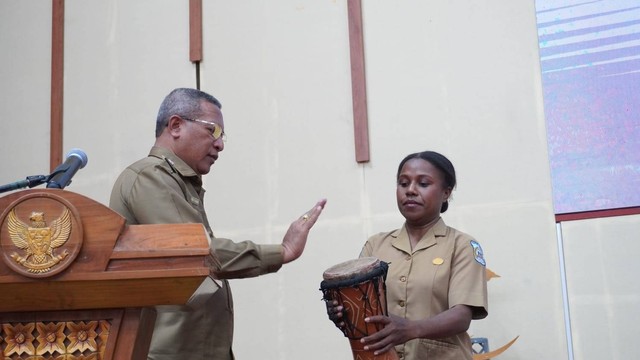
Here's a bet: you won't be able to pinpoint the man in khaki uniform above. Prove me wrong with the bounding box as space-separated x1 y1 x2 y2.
109 88 326 359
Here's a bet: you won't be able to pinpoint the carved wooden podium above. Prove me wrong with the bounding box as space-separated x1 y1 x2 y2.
0 189 210 359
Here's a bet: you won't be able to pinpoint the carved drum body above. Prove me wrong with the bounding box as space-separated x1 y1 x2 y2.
320 257 399 360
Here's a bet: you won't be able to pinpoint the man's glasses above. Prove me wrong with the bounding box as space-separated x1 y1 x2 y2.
182 117 226 142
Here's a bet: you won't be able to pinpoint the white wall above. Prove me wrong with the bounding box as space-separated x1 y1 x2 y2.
1 1 638 359
0 1 52 186
561 214 640 360
61 0 197 203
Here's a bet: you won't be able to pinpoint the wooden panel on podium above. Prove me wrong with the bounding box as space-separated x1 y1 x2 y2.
0 189 210 359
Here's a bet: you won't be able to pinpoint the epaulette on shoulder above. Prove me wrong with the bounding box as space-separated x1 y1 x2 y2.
161 156 178 174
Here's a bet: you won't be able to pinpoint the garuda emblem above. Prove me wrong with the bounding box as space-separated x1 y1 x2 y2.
7 208 72 273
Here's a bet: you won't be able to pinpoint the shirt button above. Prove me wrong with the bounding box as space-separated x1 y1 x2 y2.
400 276 407 282
399 300 405 307
405 255 411 261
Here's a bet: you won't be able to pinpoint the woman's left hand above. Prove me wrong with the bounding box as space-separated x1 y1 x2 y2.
361 304 474 355
361 315 414 355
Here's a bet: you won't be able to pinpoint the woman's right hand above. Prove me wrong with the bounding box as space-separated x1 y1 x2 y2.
325 299 345 328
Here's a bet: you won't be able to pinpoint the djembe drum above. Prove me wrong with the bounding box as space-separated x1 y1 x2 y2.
320 257 399 360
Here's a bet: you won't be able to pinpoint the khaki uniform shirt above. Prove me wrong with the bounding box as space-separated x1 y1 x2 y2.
109 146 283 360
360 218 488 360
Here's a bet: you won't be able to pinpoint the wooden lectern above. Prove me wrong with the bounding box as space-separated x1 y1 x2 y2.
0 189 210 359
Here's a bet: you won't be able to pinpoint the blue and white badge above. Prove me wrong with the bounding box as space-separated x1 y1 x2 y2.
470 240 486 266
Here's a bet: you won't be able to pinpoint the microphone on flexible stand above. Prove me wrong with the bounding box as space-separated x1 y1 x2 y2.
46 148 89 189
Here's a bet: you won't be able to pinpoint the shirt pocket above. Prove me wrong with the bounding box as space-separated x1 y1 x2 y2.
416 338 467 360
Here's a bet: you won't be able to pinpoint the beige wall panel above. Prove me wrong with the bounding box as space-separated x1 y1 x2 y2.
201 1 357 227
451 202 564 359
0 1 51 188
561 214 640 360
358 2 566 358
200 1 363 359
61 0 196 204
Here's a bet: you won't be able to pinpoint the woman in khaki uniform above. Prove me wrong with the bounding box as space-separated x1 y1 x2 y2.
328 151 488 360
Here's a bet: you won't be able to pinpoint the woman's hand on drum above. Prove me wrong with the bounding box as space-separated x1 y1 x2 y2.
325 300 345 328
361 305 474 355
361 315 413 355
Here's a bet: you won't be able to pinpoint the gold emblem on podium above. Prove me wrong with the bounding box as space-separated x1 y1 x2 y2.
1 192 83 278
7 208 72 273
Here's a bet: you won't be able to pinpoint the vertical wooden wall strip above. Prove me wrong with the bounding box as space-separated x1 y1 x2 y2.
189 0 203 89
189 0 203 62
50 0 65 171
347 0 370 163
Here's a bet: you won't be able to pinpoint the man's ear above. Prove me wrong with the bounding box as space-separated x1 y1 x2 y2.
166 115 184 135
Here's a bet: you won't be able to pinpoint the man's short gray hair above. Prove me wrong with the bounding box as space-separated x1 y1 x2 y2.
155 88 222 137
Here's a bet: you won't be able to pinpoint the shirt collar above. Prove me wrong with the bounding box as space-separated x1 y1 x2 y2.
149 146 200 179
391 217 447 253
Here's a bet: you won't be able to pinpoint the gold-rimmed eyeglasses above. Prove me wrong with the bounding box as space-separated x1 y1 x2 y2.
182 117 226 142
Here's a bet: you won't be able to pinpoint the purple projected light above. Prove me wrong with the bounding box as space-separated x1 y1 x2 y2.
535 1 640 214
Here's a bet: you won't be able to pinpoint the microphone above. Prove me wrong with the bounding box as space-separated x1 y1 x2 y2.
46 148 89 189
